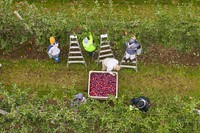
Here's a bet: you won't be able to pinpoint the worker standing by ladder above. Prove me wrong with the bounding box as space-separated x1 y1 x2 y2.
125 35 141 63
120 35 142 72
82 32 96 61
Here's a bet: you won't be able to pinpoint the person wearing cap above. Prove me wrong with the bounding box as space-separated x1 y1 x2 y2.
71 93 87 108
82 32 96 61
129 96 150 112
102 58 121 75
125 36 141 63
47 36 60 63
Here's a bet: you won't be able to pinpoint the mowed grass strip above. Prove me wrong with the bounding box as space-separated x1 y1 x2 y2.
0 59 199 100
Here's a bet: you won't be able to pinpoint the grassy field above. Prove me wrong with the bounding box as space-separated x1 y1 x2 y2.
1 59 199 101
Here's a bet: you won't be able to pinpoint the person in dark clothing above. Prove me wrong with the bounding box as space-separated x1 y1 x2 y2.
130 96 150 112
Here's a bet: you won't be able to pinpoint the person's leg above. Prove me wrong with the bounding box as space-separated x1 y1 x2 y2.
53 54 60 63
130 54 136 63
88 52 94 61
125 52 130 63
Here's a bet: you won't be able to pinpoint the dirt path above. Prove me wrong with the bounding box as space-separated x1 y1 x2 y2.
0 43 199 66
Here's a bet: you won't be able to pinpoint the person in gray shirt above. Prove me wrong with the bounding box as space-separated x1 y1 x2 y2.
125 36 141 63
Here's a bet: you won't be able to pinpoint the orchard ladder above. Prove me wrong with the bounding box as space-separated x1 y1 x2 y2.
97 34 114 65
67 35 87 67
120 45 142 72
120 53 138 72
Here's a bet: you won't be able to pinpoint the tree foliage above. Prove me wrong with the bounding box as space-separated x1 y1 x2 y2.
0 0 199 55
0 83 199 132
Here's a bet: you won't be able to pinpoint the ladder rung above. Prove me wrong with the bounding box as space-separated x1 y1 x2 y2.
70 46 79 49
120 65 137 69
100 45 110 48
68 61 85 63
100 49 111 53
70 41 79 44
70 35 77 39
69 51 81 54
100 41 108 44
99 53 113 58
69 56 83 59
121 60 137 63
100 34 108 38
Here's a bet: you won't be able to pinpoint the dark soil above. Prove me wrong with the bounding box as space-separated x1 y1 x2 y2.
0 43 199 66
140 44 200 66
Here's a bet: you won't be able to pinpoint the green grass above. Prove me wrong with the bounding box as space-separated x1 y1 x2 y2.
1 59 199 101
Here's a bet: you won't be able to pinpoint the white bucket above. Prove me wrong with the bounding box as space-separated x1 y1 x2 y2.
137 46 142 55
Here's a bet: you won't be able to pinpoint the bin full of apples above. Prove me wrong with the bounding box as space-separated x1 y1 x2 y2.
88 71 118 100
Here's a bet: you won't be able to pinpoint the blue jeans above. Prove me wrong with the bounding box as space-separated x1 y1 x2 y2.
52 53 60 63
88 51 94 57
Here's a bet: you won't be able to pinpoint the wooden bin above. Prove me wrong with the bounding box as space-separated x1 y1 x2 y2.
88 71 118 100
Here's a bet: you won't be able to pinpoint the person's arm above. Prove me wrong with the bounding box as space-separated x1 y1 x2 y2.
130 98 137 105
55 42 59 47
130 43 140 50
130 98 136 110
106 67 112 72
125 42 128 47
71 99 76 107
129 105 134 110
48 47 53 55
130 98 139 111
105 66 115 76
88 33 93 44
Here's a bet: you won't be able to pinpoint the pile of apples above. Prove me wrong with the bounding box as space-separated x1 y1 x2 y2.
89 72 117 97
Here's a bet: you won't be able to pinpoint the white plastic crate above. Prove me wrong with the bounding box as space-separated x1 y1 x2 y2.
88 71 118 100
